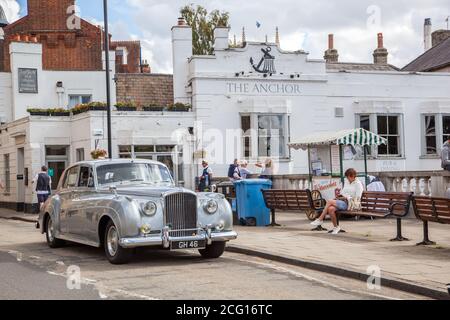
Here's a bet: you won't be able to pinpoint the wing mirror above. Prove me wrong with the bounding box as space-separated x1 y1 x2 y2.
109 185 118 198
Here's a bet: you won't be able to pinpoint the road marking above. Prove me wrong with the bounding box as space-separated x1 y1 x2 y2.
227 254 402 300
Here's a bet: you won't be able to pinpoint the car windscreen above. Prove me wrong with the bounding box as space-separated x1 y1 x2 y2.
96 163 174 186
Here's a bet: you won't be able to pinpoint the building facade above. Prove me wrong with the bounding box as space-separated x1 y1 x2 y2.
171 19 450 181
0 2 189 212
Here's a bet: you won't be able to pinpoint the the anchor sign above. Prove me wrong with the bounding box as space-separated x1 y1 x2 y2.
250 47 276 74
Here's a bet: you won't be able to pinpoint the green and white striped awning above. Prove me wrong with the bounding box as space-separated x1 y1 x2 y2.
288 128 387 150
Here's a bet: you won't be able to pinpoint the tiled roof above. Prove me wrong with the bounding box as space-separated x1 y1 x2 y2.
402 37 450 72
327 62 399 72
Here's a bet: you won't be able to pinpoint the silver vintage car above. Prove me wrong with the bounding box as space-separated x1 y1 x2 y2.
37 159 237 264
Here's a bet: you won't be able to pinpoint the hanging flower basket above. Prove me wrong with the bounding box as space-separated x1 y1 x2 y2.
91 149 108 160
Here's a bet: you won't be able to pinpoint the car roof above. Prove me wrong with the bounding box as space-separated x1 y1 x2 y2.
71 158 164 168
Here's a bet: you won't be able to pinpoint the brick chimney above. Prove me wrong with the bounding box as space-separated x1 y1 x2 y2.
141 59 151 73
373 33 388 65
424 18 432 51
432 29 450 47
324 34 339 63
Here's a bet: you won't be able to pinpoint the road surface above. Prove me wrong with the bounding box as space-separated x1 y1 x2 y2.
0 218 427 300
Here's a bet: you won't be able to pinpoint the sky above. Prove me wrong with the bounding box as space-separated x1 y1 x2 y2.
2 0 450 73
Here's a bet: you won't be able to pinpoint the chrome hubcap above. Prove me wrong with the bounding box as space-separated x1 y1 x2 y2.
107 226 119 257
47 218 54 242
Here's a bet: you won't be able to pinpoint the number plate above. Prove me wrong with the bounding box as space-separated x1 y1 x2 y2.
170 240 206 250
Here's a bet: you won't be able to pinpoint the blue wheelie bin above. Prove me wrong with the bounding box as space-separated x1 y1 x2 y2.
234 179 272 226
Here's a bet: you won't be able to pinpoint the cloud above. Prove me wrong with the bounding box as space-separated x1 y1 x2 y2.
122 0 449 73
0 0 20 23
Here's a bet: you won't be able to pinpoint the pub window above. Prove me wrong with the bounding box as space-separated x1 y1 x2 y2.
421 114 450 156
76 148 85 162
241 115 252 159
118 145 132 158
443 115 450 143
258 114 286 158
68 95 92 108
240 114 288 159
358 114 372 156
377 115 400 156
4 154 10 193
424 115 437 155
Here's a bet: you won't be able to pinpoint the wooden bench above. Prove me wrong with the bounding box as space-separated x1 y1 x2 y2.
336 191 413 241
262 189 326 226
412 196 450 245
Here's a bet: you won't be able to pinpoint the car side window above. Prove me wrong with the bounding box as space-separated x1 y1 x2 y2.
64 167 79 189
78 166 94 188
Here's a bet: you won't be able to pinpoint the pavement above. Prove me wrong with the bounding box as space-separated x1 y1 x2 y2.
228 212 450 299
0 208 38 223
1 208 449 299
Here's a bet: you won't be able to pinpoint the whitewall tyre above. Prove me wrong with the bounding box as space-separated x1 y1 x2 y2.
104 220 132 264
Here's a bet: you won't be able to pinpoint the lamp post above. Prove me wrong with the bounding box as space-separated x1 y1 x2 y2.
103 0 113 159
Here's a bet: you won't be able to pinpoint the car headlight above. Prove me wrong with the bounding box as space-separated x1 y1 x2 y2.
204 199 218 214
141 201 157 216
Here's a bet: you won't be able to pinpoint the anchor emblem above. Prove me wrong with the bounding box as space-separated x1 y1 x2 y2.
250 47 276 74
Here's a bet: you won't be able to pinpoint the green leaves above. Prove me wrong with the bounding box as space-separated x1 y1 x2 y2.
180 4 230 55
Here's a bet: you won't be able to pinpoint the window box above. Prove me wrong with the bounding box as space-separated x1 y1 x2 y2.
27 108 70 116
116 106 137 111
166 103 192 112
71 102 107 115
50 111 70 117
143 106 165 112
28 111 50 116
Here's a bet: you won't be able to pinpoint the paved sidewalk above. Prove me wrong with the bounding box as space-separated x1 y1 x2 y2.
0 208 38 223
229 212 450 299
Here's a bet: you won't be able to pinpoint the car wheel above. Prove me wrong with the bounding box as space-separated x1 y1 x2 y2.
45 215 65 248
199 241 226 259
104 220 132 265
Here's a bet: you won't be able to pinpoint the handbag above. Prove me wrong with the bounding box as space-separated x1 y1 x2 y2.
348 198 362 211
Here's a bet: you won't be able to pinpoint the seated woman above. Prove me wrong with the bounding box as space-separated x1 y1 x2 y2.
310 168 364 234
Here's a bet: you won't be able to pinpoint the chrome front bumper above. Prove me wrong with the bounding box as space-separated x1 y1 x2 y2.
119 227 238 249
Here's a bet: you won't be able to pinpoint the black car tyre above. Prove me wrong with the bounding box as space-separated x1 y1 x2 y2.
104 220 133 264
45 215 65 248
199 241 226 259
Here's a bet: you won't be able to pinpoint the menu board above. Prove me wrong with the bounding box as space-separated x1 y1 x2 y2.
18 68 38 93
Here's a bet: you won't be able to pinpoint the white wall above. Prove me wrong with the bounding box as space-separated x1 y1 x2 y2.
9 41 116 121
0 72 12 123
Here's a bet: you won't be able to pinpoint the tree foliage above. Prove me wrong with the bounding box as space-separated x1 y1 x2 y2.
180 5 230 55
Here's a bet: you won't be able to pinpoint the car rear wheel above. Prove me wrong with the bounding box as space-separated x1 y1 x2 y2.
45 215 65 248
104 220 132 264
199 241 226 259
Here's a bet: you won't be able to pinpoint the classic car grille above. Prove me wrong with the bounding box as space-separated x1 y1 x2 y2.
164 192 197 237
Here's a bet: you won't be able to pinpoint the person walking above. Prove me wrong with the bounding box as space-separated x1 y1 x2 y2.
32 166 52 211
198 160 213 192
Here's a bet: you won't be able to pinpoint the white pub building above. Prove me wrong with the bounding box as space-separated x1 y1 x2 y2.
171 18 450 190
1 8 450 212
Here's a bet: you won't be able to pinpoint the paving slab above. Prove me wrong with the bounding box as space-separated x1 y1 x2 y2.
229 212 450 299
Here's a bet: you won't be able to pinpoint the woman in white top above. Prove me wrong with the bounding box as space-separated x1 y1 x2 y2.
311 168 364 234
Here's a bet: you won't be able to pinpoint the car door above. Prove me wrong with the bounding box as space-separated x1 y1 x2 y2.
71 166 97 239
59 166 79 235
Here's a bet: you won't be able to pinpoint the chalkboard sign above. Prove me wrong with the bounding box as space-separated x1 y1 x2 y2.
18 68 38 93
